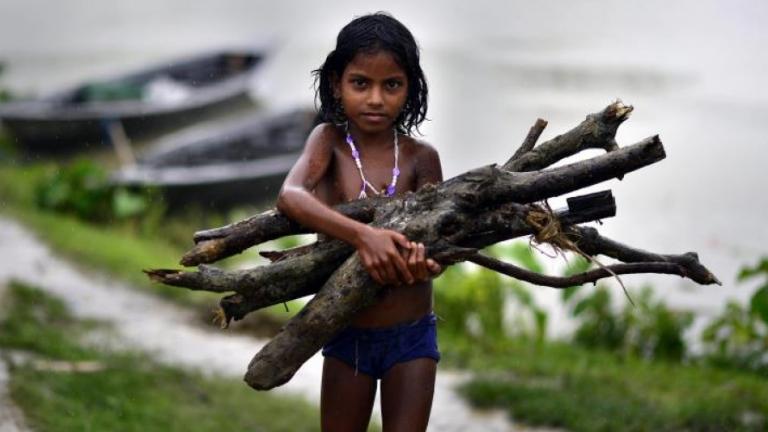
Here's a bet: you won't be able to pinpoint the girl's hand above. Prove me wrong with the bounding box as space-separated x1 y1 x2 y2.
355 226 415 286
404 242 442 284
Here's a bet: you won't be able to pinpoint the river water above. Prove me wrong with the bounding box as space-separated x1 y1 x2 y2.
1 1 767 331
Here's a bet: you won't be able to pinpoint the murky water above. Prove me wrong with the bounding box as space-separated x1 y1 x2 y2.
1 0 767 331
0 217 556 431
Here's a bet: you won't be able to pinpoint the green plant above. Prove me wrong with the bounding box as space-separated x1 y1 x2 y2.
571 286 627 351
741 258 768 324
622 286 693 361
568 284 693 361
35 159 162 222
434 241 549 345
701 258 768 373
434 263 507 340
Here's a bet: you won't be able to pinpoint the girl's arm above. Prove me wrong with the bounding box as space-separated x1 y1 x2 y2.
277 123 415 286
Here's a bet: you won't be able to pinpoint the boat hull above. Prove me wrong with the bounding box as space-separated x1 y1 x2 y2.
112 109 316 209
0 51 263 153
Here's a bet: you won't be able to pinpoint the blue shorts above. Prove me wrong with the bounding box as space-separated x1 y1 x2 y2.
321 313 440 379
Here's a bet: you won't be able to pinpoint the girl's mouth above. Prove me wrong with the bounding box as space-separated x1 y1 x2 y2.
361 113 388 122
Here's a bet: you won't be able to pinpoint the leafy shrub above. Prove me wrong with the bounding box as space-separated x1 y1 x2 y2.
741 258 768 325
571 286 627 351
621 287 693 360
701 258 768 373
434 262 507 341
568 284 693 361
434 241 548 345
35 159 162 222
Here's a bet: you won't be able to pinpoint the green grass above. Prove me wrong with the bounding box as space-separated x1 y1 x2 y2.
0 280 97 360
0 280 322 432
444 335 768 432
0 164 203 295
0 163 303 325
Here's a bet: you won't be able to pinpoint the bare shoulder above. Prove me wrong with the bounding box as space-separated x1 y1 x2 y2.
401 136 440 163
304 122 343 153
401 136 443 185
282 122 344 191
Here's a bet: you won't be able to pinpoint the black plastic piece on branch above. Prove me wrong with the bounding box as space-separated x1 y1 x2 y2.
564 190 615 221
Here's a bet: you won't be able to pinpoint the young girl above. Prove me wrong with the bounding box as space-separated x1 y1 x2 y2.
276 12 443 432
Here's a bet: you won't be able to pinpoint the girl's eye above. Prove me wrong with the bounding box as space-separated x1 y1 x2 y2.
352 78 367 88
385 80 403 90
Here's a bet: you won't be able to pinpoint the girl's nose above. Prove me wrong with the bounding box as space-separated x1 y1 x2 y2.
367 87 384 107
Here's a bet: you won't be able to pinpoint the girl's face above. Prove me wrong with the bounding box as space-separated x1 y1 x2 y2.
334 50 408 136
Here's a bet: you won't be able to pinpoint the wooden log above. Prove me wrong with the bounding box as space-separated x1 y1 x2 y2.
181 198 386 267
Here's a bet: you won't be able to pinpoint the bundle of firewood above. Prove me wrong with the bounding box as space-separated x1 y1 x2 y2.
146 101 719 390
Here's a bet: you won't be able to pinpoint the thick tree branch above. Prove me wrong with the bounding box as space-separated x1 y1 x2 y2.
503 100 632 172
150 239 353 295
181 198 385 266
477 135 664 207
245 253 376 389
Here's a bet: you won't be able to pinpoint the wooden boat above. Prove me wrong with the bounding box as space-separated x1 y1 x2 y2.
112 108 317 208
0 50 264 152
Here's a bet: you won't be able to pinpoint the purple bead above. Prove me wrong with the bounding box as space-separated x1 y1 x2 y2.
351 149 359 159
346 135 354 145
392 167 400 176
386 185 395 196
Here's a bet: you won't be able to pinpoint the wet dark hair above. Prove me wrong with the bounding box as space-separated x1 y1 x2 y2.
313 12 428 135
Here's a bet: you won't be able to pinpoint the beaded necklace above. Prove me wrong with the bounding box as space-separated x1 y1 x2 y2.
345 127 400 199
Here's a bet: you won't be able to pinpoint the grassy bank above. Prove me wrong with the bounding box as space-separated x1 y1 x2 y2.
442 335 768 432
0 164 195 297
0 163 299 328
0 280 322 432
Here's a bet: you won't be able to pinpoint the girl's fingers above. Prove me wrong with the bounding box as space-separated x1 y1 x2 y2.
414 243 427 281
382 261 400 285
391 251 414 285
427 259 442 275
389 253 412 285
421 243 429 276
399 243 416 285
393 232 412 251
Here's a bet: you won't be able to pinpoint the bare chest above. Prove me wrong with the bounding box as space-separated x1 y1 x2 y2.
316 143 418 205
